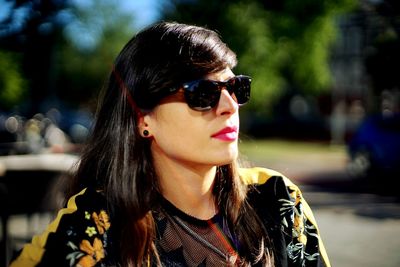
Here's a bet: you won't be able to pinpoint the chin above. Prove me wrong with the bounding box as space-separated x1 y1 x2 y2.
216 151 238 165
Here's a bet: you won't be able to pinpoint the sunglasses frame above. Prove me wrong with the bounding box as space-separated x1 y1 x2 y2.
167 75 252 111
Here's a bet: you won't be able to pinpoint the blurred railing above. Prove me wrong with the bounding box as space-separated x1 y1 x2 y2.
0 153 79 267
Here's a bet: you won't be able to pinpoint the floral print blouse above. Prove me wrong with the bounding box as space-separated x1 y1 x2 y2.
9 167 331 267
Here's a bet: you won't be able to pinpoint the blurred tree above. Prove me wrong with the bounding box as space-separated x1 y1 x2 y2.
163 0 357 116
0 0 136 113
0 0 69 114
0 50 27 109
55 0 135 110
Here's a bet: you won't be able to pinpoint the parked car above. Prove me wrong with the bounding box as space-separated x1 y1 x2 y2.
347 113 400 179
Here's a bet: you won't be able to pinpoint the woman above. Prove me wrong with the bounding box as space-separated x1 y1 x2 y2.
11 22 330 267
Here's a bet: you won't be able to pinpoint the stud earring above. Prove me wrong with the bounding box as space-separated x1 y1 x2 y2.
143 130 149 137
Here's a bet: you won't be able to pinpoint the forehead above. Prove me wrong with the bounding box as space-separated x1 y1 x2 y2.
205 67 234 82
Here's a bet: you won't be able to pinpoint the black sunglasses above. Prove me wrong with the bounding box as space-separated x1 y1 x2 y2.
167 75 252 111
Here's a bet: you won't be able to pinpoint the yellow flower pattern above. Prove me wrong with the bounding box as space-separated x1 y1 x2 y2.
289 185 307 245
77 238 105 267
85 227 97 237
65 208 111 267
279 184 318 264
92 210 111 235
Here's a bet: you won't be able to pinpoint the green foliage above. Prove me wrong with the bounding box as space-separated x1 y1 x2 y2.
225 2 288 114
0 0 137 112
163 0 357 115
55 0 136 109
0 51 27 110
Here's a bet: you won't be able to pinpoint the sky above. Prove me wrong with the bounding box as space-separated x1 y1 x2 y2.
0 0 162 31
70 0 163 29
0 0 163 50
120 0 162 29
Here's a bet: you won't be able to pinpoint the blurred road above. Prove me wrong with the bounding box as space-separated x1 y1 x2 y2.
252 143 400 267
306 190 400 267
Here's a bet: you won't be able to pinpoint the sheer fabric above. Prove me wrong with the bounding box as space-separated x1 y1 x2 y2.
153 196 240 266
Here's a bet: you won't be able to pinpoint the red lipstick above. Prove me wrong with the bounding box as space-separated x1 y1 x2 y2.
211 126 238 141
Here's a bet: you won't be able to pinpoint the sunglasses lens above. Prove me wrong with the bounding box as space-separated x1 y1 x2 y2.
180 75 251 111
184 80 220 111
231 76 251 105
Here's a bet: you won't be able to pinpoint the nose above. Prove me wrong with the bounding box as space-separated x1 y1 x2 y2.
215 89 239 115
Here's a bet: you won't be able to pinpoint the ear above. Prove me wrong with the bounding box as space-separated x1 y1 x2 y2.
137 112 152 138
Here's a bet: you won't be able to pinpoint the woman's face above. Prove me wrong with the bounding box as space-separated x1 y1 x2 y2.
143 67 240 168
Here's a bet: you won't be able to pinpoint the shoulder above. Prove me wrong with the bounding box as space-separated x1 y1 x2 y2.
239 167 331 267
239 166 297 188
239 167 306 211
10 188 114 267
239 166 318 234
239 167 303 220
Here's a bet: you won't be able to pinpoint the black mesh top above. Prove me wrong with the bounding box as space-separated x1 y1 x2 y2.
153 196 240 266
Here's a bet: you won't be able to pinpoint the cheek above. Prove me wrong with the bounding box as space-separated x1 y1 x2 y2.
152 104 205 137
151 127 204 165
150 107 206 146
155 118 206 149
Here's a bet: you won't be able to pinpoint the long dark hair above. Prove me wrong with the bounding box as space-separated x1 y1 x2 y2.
70 22 273 266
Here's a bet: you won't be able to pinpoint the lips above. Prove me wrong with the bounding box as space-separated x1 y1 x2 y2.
211 126 239 141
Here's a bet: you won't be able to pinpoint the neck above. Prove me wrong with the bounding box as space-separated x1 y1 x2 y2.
153 155 218 220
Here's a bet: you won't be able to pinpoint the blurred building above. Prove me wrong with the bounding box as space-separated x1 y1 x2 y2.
329 0 400 144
